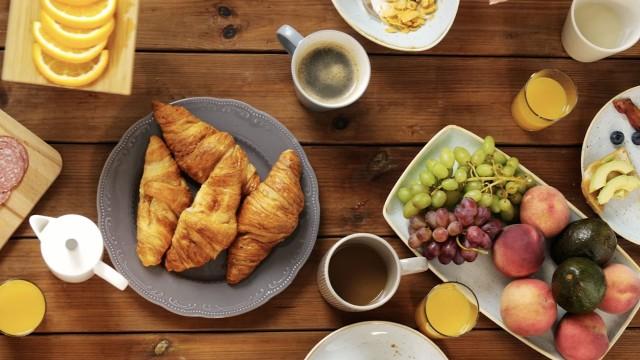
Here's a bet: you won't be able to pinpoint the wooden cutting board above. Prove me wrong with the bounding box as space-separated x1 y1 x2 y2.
0 109 62 251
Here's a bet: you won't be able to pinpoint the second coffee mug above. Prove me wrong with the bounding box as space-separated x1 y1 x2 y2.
277 25 371 112
317 233 429 312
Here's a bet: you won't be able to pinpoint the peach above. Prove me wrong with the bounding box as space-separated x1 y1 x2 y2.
520 185 570 238
555 312 609 360
599 263 640 314
500 279 557 337
493 224 545 278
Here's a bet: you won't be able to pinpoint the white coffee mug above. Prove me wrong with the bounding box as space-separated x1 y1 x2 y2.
277 25 371 112
561 0 640 62
317 233 429 312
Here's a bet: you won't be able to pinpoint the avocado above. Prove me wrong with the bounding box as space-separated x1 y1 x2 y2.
597 175 640 205
551 219 617 266
552 257 606 314
589 159 634 192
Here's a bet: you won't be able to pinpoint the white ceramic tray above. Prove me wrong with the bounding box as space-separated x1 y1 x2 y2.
383 125 640 359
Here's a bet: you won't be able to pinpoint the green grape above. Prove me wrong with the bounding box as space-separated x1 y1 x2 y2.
482 136 496 155
490 196 502 213
493 152 507 165
506 181 520 194
431 190 447 208
525 174 536 189
403 202 420 218
502 165 516 177
441 178 459 191
444 190 462 209
471 149 487 166
410 183 428 195
509 192 523 205
432 163 449 180
496 188 508 199
420 170 437 187
439 147 455 169
453 147 471 164
412 193 432 209
479 193 493 208
499 198 514 212
454 167 468 183
507 157 520 169
464 181 483 193
397 187 412 203
517 179 527 193
426 159 438 173
464 189 483 202
501 207 515 222
476 164 494 177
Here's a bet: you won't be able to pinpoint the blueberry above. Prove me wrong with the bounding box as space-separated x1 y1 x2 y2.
633 132 640 146
610 131 625 146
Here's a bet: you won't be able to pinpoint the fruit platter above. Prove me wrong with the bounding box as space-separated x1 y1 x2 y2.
383 125 640 360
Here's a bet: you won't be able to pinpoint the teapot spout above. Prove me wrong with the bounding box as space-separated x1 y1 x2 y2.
29 215 55 240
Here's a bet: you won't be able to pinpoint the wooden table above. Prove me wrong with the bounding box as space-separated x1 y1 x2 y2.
1 0 639 358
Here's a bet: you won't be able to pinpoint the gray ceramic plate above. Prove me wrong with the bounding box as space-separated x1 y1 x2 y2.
97 97 320 318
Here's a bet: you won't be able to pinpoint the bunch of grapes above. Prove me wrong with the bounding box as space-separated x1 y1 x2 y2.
397 136 535 222
408 198 504 265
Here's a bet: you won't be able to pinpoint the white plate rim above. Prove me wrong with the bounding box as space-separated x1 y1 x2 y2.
331 0 460 52
580 85 640 244
304 320 448 360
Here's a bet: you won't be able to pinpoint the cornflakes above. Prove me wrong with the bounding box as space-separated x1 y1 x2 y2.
380 0 437 33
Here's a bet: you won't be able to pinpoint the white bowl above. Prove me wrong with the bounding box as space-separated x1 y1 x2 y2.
331 0 459 52
581 85 640 245
382 125 640 359
305 321 447 360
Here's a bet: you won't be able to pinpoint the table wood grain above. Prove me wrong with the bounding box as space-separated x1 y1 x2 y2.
0 0 639 359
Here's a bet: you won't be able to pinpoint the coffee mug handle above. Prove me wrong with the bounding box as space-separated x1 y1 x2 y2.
277 25 304 55
399 257 430 276
94 261 129 291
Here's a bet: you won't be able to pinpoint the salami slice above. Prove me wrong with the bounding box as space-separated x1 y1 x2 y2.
0 136 28 193
0 190 10 205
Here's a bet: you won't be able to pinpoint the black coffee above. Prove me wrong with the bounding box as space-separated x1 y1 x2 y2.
297 45 357 103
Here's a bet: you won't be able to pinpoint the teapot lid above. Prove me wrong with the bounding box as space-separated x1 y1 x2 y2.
38 215 104 277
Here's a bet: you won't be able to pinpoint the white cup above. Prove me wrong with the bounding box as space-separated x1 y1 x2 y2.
561 0 640 63
317 233 429 312
277 25 371 112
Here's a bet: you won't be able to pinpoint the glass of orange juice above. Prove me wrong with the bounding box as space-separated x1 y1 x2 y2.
0 279 47 337
511 69 578 131
415 282 479 339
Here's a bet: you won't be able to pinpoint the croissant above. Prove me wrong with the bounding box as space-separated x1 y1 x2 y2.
165 145 246 272
136 136 192 267
152 101 260 194
226 149 304 284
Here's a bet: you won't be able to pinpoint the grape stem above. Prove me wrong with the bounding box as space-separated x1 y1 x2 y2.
455 236 489 255
467 176 526 183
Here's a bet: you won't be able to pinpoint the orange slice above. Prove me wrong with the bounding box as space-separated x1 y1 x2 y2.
32 43 109 87
40 11 114 48
40 0 116 29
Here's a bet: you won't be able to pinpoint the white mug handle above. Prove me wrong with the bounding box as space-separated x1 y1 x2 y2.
276 24 304 55
93 261 128 291
399 257 430 276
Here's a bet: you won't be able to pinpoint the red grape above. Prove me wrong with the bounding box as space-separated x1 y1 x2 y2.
481 218 504 240
474 207 491 226
423 241 440 260
465 226 484 247
416 227 432 243
460 198 479 217
438 253 453 265
408 233 422 249
410 215 427 230
447 221 463 236
453 250 465 265
435 208 450 228
425 211 438 229
433 227 449 243
448 212 457 225
460 248 479 262
440 239 457 259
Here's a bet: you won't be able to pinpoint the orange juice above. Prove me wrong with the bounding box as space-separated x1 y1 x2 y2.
511 69 577 131
0 280 46 336
415 282 478 339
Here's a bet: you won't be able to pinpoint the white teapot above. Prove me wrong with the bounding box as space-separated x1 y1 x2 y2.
29 214 128 291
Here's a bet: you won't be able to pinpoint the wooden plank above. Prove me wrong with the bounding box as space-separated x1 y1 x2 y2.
9 144 609 238
1 238 639 333
2 0 139 95
0 0 637 57
2 53 639 146
2 329 640 359
0 109 61 252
